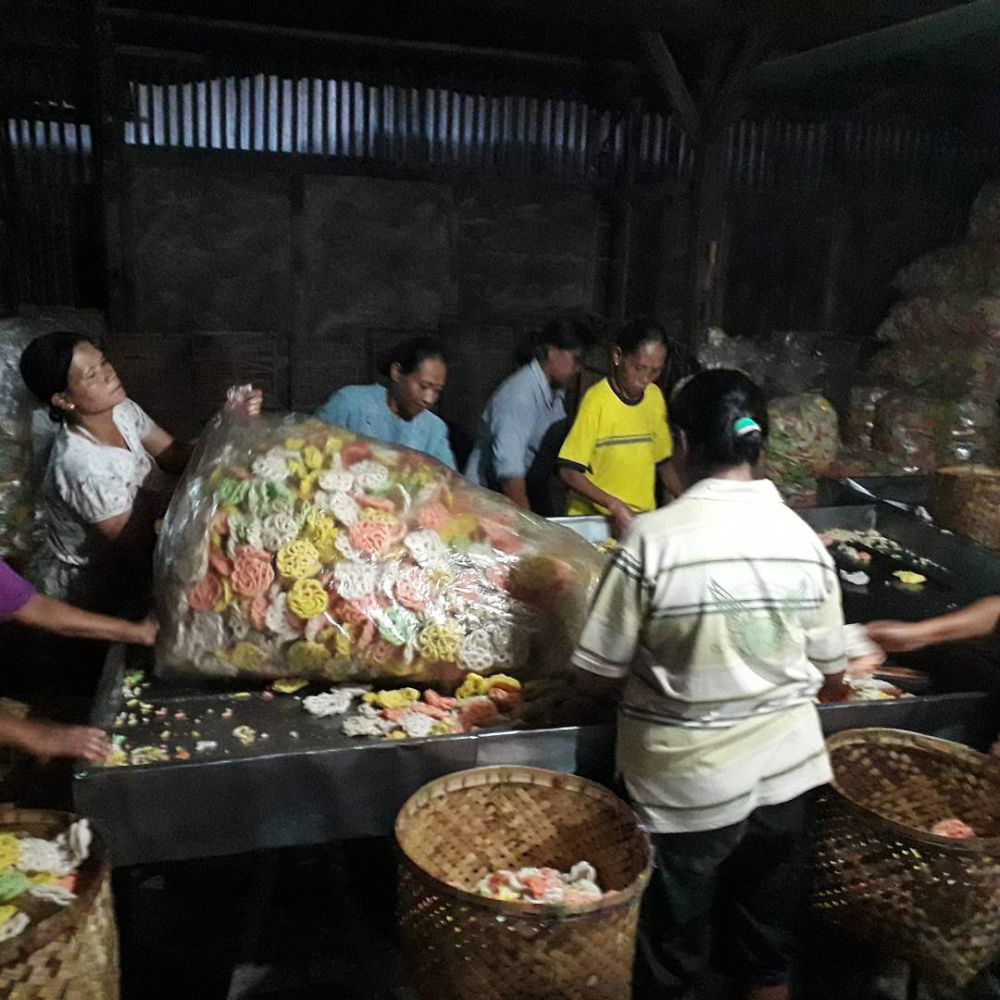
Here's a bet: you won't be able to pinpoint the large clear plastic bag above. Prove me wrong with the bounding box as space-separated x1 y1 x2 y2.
841 384 890 450
932 396 998 466
873 297 1000 401
765 331 828 396
967 180 1000 241
892 244 1000 297
155 413 604 688
697 329 770 386
870 393 944 474
0 320 40 565
0 481 33 568
0 321 36 444
764 393 840 508
698 329 827 397
874 295 978 345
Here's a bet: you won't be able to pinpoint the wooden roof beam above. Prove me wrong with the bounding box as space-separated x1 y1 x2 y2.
751 0 1000 90
640 31 700 143
106 6 594 71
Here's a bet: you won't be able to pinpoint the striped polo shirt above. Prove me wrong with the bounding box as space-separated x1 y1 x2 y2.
572 477 845 833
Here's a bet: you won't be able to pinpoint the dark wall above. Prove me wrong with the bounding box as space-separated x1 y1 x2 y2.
621 180 977 351
722 189 970 342
104 151 985 449
625 183 690 334
112 155 609 441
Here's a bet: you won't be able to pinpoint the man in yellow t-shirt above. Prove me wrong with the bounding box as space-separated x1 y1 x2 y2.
558 318 677 535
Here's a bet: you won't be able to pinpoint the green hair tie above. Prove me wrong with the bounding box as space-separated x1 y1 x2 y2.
733 417 761 438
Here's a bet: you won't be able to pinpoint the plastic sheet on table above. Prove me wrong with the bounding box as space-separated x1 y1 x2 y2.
155 410 604 689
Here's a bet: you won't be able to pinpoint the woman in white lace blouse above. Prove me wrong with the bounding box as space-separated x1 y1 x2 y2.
19 332 261 613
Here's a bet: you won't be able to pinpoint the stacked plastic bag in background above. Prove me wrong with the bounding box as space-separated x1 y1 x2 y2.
763 394 840 508
860 181 1000 471
700 329 842 505
0 321 37 569
155 413 604 689
702 180 1000 492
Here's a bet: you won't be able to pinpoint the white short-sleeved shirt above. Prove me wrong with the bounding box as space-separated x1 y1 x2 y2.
465 360 566 487
29 399 171 607
573 478 846 833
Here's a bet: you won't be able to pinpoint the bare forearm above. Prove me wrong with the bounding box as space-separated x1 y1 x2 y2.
0 716 47 754
0 716 109 762
15 594 150 644
921 598 1000 645
657 460 683 500
499 477 531 511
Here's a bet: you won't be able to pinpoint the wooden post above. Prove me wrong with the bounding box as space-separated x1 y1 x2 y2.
639 33 700 143
89 1 127 332
822 203 852 331
641 30 767 349
607 98 642 324
696 33 769 349
288 171 306 412
687 134 729 345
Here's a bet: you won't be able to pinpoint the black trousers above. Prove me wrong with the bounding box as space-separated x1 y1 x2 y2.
634 794 809 1000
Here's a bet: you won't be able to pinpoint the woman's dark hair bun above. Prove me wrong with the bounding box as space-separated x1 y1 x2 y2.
669 368 768 469
19 331 93 423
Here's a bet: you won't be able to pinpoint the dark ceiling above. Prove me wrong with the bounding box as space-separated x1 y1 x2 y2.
96 0 965 53
3 1 1000 127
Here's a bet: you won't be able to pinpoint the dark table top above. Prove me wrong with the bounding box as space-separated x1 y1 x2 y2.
73 643 998 866
72 504 1000 866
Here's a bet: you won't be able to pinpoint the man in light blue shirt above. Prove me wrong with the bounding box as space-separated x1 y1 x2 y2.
465 316 598 513
316 337 457 469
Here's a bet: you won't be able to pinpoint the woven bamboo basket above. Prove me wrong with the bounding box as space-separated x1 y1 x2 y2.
932 464 1000 551
0 807 119 999
810 729 1000 986
395 766 652 1000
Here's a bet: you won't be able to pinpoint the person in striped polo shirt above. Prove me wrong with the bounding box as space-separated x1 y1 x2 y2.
572 369 848 1000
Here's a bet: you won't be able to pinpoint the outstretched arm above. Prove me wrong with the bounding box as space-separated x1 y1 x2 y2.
14 593 156 645
0 716 108 763
866 597 1000 653
559 466 634 535
143 388 263 475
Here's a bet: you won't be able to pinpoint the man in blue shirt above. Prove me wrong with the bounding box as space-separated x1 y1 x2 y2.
465 316 598 513
316 337 457 469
